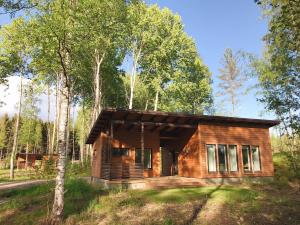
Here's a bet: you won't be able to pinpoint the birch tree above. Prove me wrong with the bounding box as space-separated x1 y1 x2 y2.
217 48 245 115
74 0 128 124
0 18 30 179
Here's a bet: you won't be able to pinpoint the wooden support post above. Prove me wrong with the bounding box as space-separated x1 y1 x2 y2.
141 122 144 178
110 121 114 161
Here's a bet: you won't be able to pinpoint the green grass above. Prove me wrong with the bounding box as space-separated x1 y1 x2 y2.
0 179 104 225
0 153 299 225
0 179 299 225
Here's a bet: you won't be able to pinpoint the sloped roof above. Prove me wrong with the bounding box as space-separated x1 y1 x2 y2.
86 108 280 144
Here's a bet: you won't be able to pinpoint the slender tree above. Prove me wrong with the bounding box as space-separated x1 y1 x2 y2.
217 48 245 115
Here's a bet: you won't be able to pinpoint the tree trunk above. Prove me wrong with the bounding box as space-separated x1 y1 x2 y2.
129 46 142 110
92 51 105 124
10 75 23 180
47 84 51 154
55 73 61 154
65 101 70 159
25 142 29 169
154 90 159 111
51 71 69 223
72 104 75 163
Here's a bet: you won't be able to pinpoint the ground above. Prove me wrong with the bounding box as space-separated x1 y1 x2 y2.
0 154 299 225
0 178 299 225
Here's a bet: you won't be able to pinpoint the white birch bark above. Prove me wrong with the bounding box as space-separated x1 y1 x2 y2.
129 44 142 110
10 74 23 180
47 84 51 154
51 71 69 223
92 50 105 124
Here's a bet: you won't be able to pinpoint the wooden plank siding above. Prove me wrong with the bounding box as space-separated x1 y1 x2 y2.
91 117 275 180
198 123 274 178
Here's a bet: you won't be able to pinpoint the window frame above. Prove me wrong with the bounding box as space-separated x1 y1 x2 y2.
251 145 261 172
111 148 129 157
228 145 239 172
206 144 217 173
135 148 152 169
242 145 252 173
217 144 228 173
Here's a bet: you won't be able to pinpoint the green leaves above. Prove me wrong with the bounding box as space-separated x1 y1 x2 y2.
255 0 300 136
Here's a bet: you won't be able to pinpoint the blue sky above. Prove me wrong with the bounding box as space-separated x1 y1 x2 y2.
145 0 274 119
0 1 276 120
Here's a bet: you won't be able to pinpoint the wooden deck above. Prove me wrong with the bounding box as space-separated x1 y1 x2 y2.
92 176 209 189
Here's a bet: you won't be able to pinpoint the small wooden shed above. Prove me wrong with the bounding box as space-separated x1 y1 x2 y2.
87 109 279 183
16 153 43 169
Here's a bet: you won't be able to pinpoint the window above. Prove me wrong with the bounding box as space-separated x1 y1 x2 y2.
112 148 129 157
135 148 142 163
252 146 261 171
242 145 251 172
206 144 217 172
228 145 238 172
144 149 152 169
135 148 152 169
218 145 228 172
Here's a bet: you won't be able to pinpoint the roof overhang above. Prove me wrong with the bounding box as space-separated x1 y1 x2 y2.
86 108 280 144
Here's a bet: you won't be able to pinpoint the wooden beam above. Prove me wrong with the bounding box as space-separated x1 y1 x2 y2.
160 136 178 140
141 122 144 178
113 120 196 129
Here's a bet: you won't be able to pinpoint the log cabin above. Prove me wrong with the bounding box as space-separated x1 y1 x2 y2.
87 108 279 188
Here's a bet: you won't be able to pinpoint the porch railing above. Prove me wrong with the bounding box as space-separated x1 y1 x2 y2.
101 163 143 180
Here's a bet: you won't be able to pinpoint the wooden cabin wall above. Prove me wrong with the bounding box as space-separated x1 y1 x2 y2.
198 124 274 179
91 132 105 178
111 127 161 178
166 128 202 178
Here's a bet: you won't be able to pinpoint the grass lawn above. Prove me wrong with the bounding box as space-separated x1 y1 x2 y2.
0 178 299 225
0 169 41 183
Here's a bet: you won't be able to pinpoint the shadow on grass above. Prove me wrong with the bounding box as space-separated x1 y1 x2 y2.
0 179 107 225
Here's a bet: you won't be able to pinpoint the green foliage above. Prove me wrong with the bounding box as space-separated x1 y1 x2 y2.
42 157 56 177
66 161 91 178
0 113 10 150
254 0 300 134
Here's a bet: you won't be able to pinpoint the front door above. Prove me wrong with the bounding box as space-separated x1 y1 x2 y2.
161 148 178 176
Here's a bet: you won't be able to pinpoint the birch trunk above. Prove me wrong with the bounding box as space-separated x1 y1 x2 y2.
25 142 29 169
10 74 23 180
72 104 75 163
51 74 59 155
92 50 105 124
129 45 142 110
47 84 51 154
65 102 70 159
51 71 69 223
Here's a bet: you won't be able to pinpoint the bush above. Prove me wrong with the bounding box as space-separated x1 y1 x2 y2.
42 157 56 178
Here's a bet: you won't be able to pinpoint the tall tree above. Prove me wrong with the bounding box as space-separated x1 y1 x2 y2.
0 18 30 179
253 0 300 171
73 0 128 124
19 82 40 168
217 48 245 115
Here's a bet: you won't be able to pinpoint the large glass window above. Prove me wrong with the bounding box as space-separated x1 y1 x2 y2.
242 145 251 172
206 144 217 172
252 146 261 171
144 149 152 169
228 145 238 172
112 148 129 157
135 148 152 169
218 145 228 172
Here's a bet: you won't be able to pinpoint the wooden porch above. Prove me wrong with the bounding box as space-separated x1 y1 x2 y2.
92 176 208 189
